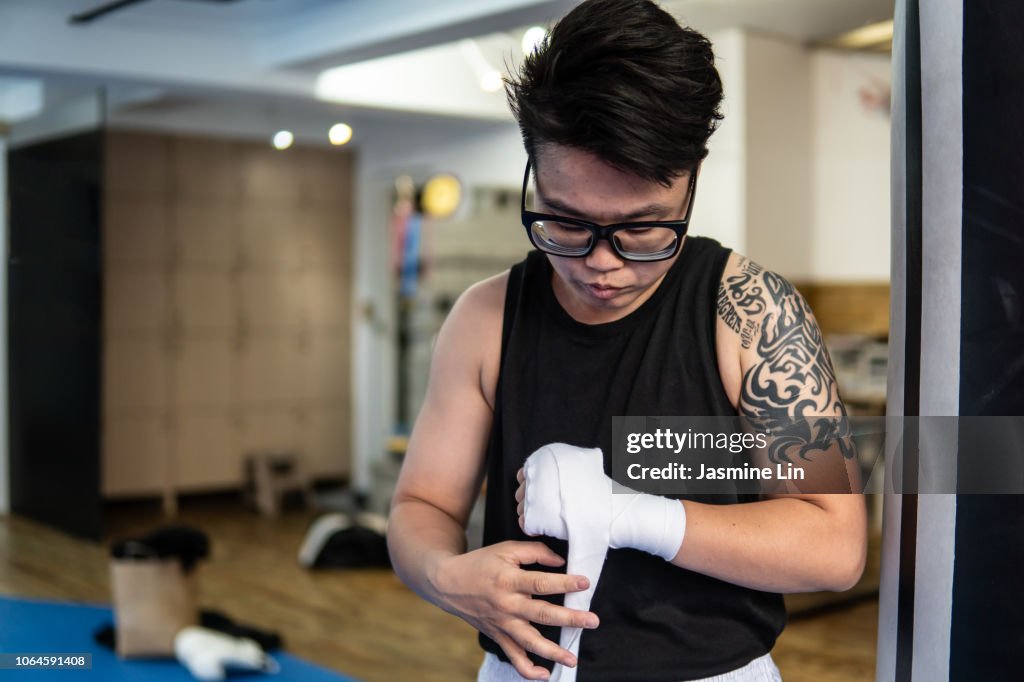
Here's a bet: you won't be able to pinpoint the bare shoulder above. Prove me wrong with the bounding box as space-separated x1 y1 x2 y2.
441 271 507 351
436 270 509 409
451 270 508 321
714 251 770 406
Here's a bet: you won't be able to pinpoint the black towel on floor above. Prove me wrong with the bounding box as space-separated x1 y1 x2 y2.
199 610 283 652
110 525 210 572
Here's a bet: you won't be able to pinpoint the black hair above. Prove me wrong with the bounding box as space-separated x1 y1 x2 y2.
506 0 724 185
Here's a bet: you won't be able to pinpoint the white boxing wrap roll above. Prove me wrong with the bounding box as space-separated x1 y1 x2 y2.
174 626 280 681
520 443 687 681
522 444 610 682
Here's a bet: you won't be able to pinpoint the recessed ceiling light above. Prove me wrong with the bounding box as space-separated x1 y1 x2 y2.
818 20 894 52
480 70 504 93
272 130 294 150
522 26 547 54
329 123 353 146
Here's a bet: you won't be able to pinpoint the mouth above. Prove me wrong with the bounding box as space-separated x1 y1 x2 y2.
585 283 625 300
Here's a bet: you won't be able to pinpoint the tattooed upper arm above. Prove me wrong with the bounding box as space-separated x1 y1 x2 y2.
717 256 855 465
717 256 765 350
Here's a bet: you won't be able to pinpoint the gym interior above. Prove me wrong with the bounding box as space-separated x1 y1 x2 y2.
1 1 1020 681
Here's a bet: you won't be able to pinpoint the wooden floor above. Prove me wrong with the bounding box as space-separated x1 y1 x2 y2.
0 498 878 682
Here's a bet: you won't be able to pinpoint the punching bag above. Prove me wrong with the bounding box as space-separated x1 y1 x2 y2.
880 1 1024 680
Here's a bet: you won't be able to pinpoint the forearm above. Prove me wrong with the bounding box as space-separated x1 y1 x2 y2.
387 497 469 609
670 496 867 593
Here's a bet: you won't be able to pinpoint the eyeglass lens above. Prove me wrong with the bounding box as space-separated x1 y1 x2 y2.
530 220 679 259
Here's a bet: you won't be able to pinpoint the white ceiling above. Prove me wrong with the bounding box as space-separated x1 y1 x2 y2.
662 0 893 43
0 0 894 135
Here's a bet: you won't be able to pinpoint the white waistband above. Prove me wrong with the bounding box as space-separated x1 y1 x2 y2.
477 651 782 682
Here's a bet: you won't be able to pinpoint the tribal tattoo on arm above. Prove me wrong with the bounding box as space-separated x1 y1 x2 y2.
718 258 855 465
717 258 765 350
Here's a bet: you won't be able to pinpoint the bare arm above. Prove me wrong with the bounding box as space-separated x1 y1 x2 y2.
387 277 498 595
387 274 598 680
670 254 867 593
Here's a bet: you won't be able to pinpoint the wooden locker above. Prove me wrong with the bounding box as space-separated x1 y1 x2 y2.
172 414 238 489
104 199 168 267
105 271 168 334
169 136 240 202
102 416 170 496
105 131 169 199
104 339 168 416
173 271 234 332
172 337 233 411
170 202 238 268
238 205 302 272
240 145 302 204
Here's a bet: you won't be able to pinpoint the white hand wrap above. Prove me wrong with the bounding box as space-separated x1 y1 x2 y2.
520 443 686 681
608 486 687 561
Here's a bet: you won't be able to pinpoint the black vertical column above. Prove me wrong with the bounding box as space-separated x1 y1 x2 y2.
948 1 1024 678
894 0 922 678
8 131 103 540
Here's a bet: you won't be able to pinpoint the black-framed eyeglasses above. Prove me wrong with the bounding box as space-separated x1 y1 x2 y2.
520 159 698 262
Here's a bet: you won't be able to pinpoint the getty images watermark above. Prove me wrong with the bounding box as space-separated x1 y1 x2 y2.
610 416 1024 496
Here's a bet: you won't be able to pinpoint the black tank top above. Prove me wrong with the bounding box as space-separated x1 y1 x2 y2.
480 237 786 681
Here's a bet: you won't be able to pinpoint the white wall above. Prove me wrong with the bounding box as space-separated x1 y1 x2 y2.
744 32 815 280
696 29 747 253
0 136 8 515
704 30 891 283
811 49 892 281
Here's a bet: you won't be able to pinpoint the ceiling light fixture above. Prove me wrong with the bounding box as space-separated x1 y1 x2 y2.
522 26 547 55
272 130 294 150
480 71 504 93
817 19 894 52
329 123 353 146
460 39 506 95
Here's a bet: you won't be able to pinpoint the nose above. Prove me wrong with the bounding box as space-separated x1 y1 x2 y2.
584 238 624 272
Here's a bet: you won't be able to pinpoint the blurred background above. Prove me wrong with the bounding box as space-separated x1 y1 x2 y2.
0 1 894 680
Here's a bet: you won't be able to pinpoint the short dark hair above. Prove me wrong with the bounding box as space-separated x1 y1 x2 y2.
506 0 723 186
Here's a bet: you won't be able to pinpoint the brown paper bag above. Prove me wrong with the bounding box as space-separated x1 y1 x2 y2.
110 557 199 658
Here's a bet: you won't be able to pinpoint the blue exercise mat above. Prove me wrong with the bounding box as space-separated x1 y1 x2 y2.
0 595 361 681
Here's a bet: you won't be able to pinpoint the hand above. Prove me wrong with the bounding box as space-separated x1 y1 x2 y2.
516 446 687 562
430 540 599 680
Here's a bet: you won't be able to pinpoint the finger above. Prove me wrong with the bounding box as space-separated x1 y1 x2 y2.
492 631 552 680
515 484 524 504
516 568 592 597
522 599 600 630
506 541 566 568
507 620 578 670
517 467 525 484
